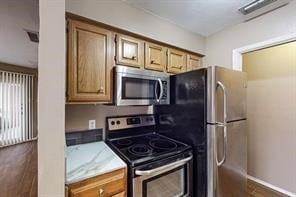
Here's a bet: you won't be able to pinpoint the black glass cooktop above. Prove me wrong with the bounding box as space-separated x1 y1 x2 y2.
107 133 191 166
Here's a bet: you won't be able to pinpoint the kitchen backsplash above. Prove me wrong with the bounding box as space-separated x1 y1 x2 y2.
65 104 153 139
65 129 103 146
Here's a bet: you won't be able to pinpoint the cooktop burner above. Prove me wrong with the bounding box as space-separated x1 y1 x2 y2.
128 144 153 156
108 133 190 166
116 139 132 146
149 139 177 150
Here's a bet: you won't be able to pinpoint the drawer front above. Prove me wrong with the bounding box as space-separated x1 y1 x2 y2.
112 191 125 197
70 178 124 197
68 169 126 197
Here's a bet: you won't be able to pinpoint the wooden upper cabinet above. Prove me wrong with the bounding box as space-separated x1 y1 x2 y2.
67 19 113 103
115 34 144 68
144 42 166 72
167 48 187 74
187 54 202 71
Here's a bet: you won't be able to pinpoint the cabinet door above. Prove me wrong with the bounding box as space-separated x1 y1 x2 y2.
67 19 113 103
167 49 186 74
187 54 202 71
116 34 144 68
145 42 166 72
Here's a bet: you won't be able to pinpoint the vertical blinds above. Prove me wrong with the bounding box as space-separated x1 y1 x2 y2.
0 71 35 147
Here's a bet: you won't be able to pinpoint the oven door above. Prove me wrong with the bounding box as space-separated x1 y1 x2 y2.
133 155 192 197
115 66 170 106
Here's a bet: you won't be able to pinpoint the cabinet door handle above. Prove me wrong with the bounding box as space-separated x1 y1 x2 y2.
150 60 154 64
97 87 104 94
99 188 104 196
131 56 136 60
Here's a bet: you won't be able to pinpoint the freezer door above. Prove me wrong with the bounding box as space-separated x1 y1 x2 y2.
207 66 247 123
207 120 247 197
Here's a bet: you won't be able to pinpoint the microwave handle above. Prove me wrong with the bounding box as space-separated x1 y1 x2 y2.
156 78 164 103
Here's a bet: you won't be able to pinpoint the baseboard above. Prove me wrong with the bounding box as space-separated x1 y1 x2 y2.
248 175 296 197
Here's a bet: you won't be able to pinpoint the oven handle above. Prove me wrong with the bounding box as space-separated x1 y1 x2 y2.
135 155 192 176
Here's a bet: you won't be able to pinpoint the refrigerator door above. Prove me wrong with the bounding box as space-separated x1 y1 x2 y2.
207 120 247 197
207 66 247 124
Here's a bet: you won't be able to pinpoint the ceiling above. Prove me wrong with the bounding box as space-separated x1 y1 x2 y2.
0 0 39 68
125 0 252 37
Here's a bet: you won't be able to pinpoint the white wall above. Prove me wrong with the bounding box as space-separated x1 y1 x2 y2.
205 0 296 68
0 0 39 68
66 0 206 54
66 105 153 135
38 0 65 196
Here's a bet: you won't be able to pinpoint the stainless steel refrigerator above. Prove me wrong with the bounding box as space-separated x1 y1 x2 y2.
155 66 247 197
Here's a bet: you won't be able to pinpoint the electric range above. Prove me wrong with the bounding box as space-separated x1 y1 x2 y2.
106 114 193 197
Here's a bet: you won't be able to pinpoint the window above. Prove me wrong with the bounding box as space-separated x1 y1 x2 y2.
0 71 35 146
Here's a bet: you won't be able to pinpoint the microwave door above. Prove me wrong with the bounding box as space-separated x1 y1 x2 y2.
116 74 159 105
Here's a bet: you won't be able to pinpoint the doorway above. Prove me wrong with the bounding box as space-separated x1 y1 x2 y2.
242 41 296 194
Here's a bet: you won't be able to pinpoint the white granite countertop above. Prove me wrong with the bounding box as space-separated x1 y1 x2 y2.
66 141 126 184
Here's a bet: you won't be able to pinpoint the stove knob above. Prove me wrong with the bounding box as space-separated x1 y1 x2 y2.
116 120 121 125
111 121 115 125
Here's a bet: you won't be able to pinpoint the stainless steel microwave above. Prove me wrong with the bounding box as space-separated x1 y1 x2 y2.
114 66 170 106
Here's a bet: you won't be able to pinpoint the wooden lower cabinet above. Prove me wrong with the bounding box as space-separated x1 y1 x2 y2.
112 192 125 197
66 168 127 197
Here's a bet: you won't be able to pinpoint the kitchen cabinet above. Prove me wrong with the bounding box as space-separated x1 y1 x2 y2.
116 34 144 68
167 48 187 74
187 54 202 71
66 168 127 197
144 42 166 72
67 19 113 103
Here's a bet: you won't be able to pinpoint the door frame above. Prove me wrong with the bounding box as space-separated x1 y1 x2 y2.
232 33 296 71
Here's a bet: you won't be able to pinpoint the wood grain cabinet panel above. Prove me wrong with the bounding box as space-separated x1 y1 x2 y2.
187 54 202 71
116 34 144 68
112 192 125 197
67 19 113 103
67 168 127 197
167 48 187 74
144 42 166 72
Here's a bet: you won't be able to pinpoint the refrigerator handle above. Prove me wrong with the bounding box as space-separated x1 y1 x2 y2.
216 81 227 167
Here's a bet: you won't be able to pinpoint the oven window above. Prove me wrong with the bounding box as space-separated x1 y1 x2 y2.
143 166 187 197
122 77 156 99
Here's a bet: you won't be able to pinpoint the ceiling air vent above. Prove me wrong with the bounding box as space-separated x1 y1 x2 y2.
238 0 291 21
25 30 39 43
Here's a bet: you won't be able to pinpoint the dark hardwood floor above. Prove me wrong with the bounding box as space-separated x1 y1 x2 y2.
0 140 37 197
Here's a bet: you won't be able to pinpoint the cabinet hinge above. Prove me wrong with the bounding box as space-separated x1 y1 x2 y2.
66 20 69 33
114 34 117 43
114 55 116 61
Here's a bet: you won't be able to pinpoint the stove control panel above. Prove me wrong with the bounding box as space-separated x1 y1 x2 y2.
107 115 155 131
